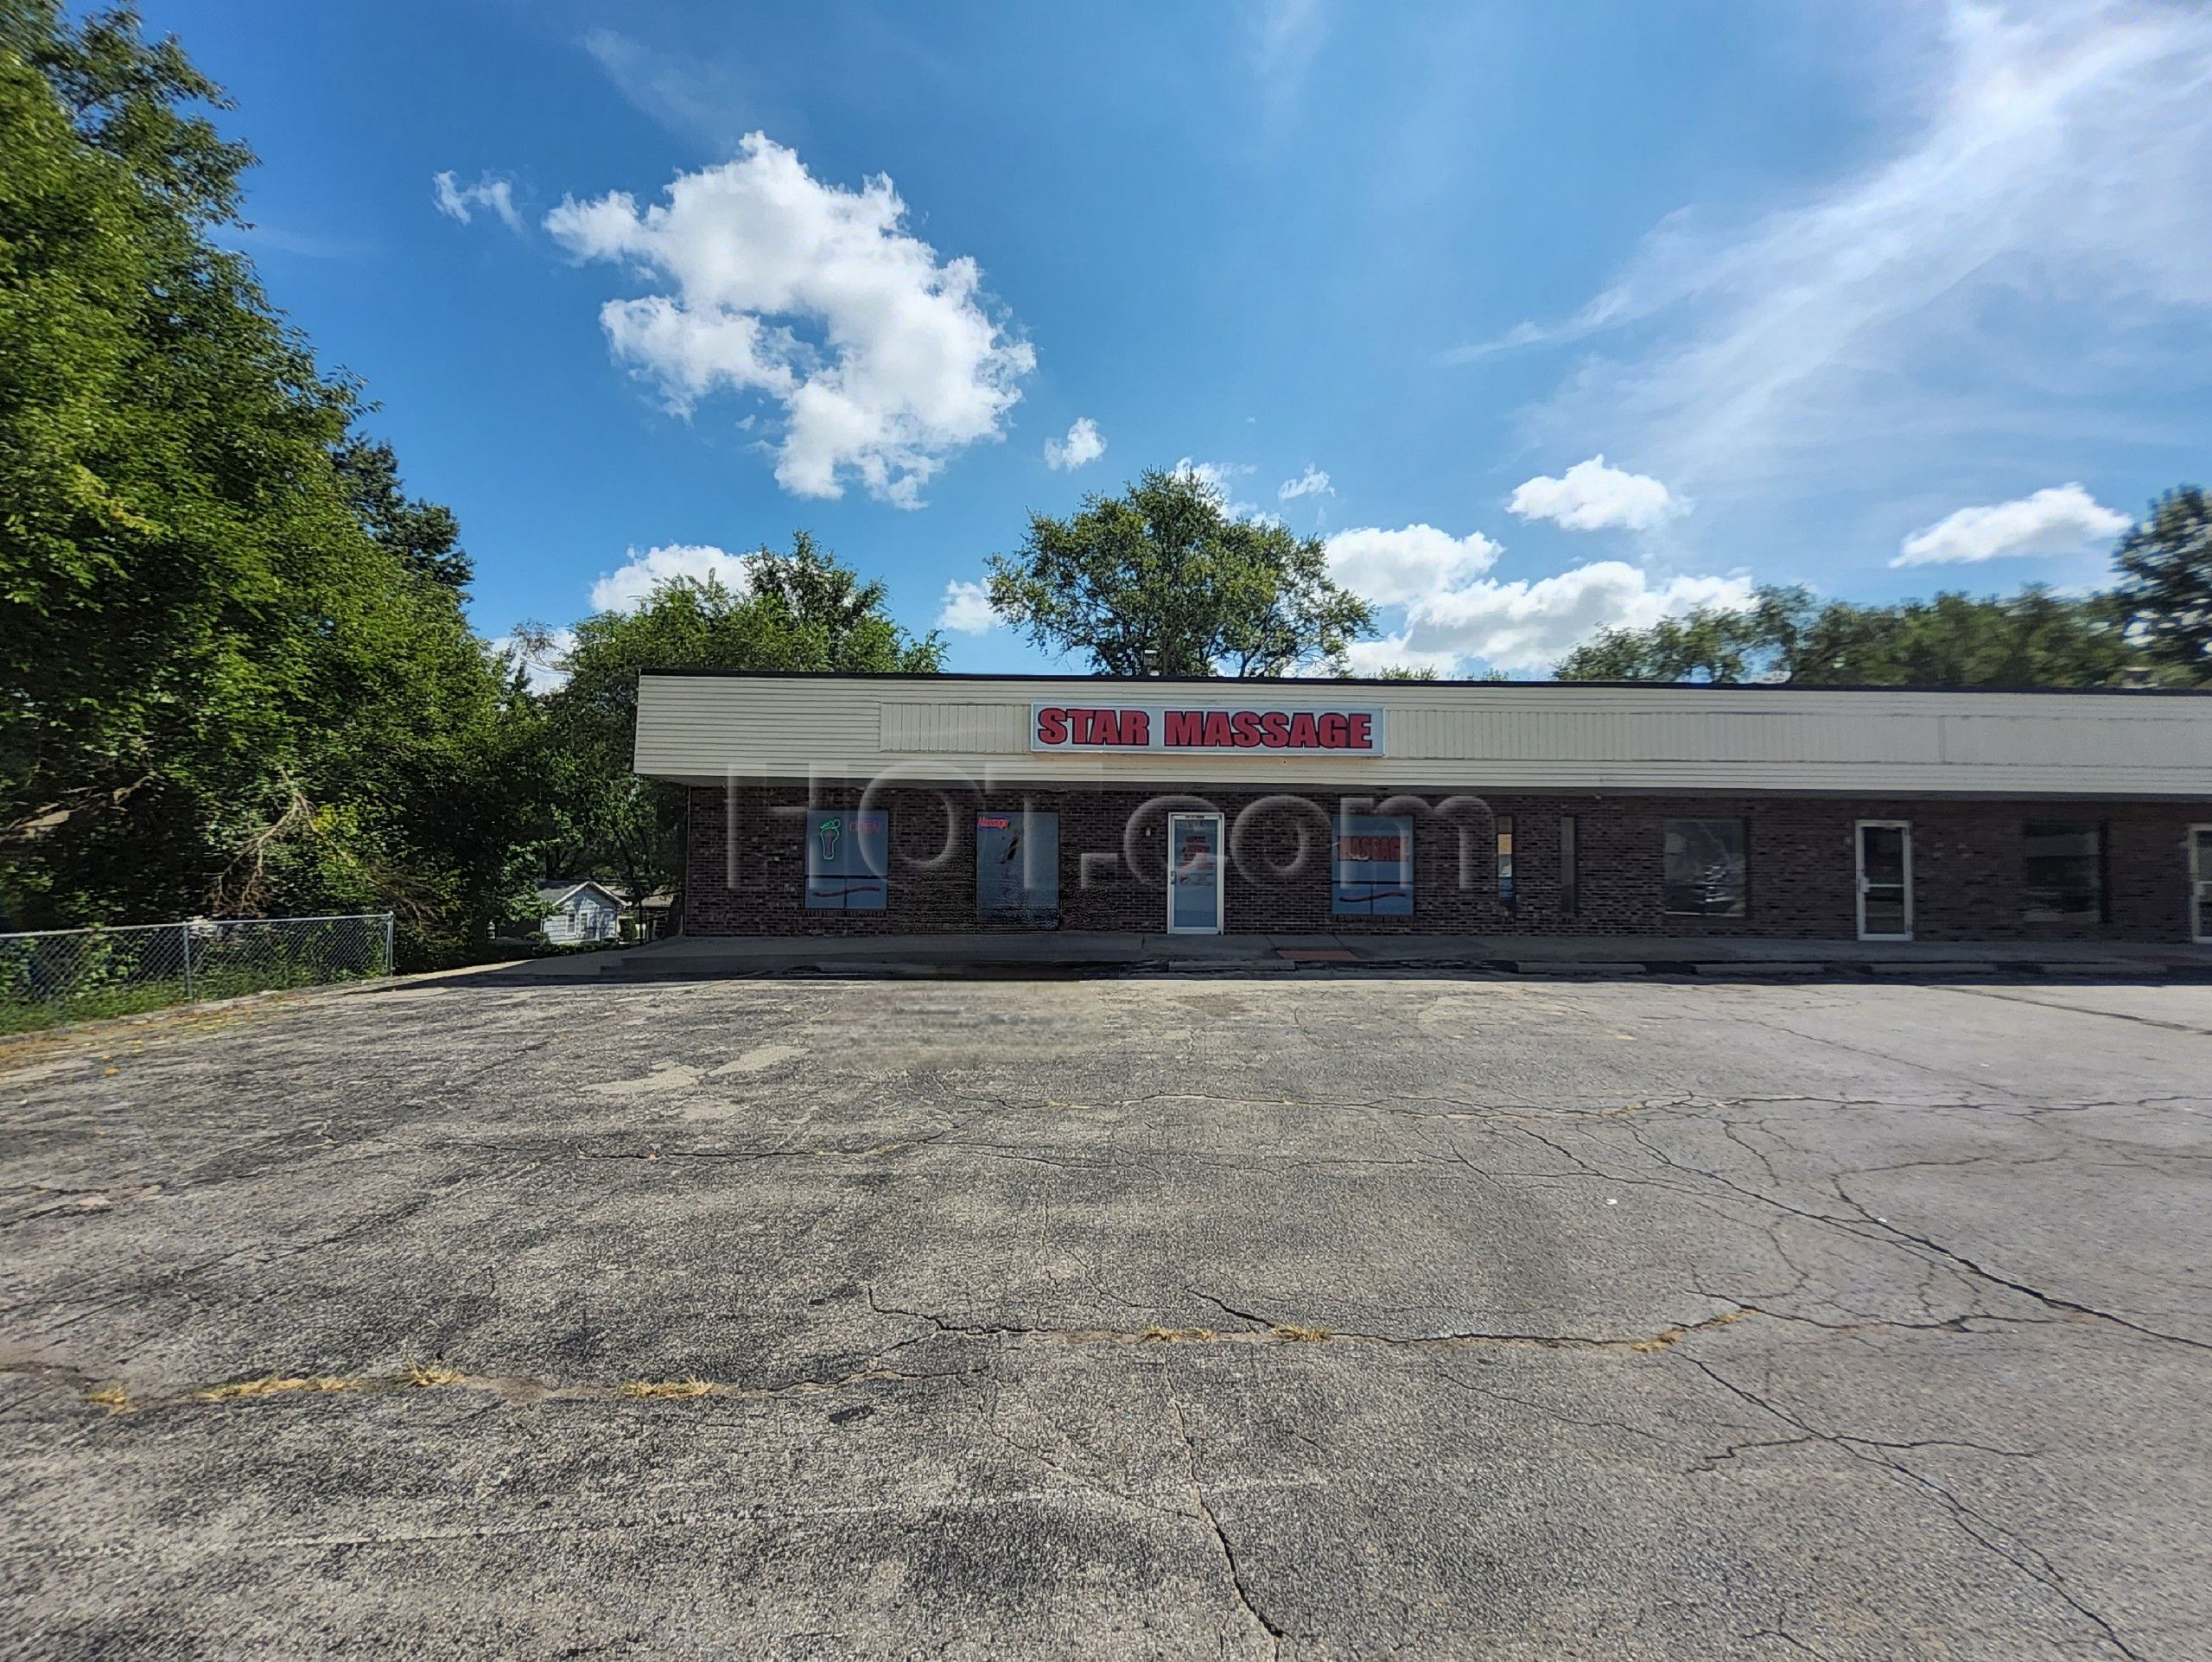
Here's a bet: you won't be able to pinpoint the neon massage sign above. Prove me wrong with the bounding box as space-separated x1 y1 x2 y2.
1031 703 1387 755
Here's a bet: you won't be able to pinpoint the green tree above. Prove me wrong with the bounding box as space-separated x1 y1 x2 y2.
1555 584 2132 687
987 468 1374 676
518 534 942 914
334 433 470 589
2113 485 2211 682
0 4 529 958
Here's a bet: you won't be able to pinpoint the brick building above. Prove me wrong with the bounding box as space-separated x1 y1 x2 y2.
634 672 2212 946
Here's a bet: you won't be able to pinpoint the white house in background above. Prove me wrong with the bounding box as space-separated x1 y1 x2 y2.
534 881 625 945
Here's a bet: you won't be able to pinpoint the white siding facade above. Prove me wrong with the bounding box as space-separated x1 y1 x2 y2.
633 673 2212 800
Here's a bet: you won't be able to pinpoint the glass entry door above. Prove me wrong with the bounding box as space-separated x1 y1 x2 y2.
1166 812 1224 933
2191 825 2212 944
1855 819 1913 940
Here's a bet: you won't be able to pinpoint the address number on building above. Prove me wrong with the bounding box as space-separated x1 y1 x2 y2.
1031 703 1386 755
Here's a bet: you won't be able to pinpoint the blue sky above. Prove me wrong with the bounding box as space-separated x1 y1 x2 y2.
153 0 2212 678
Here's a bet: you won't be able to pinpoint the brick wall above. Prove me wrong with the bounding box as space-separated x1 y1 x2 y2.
683 783 2211 943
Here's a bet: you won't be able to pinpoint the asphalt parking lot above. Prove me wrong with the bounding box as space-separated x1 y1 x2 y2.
3 971 2208 1660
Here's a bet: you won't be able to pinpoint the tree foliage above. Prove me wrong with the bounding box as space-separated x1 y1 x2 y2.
2113 485 2212 679
1555 584 2140 687
516 535 943 911
987 468 1374 676
0 4 526 955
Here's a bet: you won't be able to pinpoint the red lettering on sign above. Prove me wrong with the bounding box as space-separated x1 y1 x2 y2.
1345 713 1373 750
1287 712 1319 747
1319 713 1349 748
1231 710 1262 748
1037 707 1068 746
1202 710 1235 747
1165 710 1204 747
1261 710 1290 748
1122 709 1150 746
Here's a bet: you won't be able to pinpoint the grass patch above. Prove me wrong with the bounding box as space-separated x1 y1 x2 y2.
402 1361 466 1388
617 1378 715 1400
194 1372 356 1401
1139 1326 1217 1343
86 1385 132 1412
1270 1323 1331 1342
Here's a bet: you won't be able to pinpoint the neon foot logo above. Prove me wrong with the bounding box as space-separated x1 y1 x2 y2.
817 818 842 862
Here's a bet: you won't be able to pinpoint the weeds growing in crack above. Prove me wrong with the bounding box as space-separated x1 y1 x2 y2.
1271 1324 1330 1342
403 1362 465 1388
194 1372 358 1401
1141 1326 1217 1343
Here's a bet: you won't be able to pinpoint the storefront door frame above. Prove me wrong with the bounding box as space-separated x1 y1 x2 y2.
1165 812 1226 934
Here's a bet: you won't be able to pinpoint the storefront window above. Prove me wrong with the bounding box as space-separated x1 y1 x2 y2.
976 811 1058 925
1559 814 1579 917
1334 814 1413 915
1496 816 1516 912
1662 818 1747 917
804 809 889 911
2023 822 2103 922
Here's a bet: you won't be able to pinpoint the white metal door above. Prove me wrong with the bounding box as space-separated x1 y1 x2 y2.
2191 825 2212 945
1855 820 1913 941
1166 812 1225 934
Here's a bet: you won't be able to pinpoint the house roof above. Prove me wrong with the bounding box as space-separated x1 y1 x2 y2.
536 881 624 908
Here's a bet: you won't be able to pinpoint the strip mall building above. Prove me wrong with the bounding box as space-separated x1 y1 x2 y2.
633 672 2212 946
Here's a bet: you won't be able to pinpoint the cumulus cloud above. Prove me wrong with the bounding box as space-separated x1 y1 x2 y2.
489 627 575 695
1508 455 1686 532
545 136 1034 508
1279 466 1333 501
1044 417 1106 471
1474 3 2212 517
1173 457 1266 520
1401 566 1755 672
1325 525 1501 606
432 170 522 231
589 543 750 612
935 578 997 634
1891 482 2131 567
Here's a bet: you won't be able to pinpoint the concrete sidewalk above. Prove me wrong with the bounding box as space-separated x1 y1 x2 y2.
483 929 2212 983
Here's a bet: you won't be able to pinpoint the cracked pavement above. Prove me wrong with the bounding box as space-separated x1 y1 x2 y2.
1 971 2207 1659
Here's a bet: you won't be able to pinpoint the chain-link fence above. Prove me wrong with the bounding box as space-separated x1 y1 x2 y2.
0 913 394 1033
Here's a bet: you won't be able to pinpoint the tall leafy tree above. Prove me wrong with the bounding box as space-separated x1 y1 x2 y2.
987 468 1374 676
1555 584 2133 687
2113 485 2211 683
0 4 529 957
518 535 942 914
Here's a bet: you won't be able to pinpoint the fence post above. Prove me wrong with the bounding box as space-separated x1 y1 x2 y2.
383 914 395 978
181 921 195 1003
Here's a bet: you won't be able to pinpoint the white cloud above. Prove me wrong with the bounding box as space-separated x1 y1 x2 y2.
1402 565 1755 672
1044 417 1106 471
589 543 750 612
1340 638 1465 678
489 627 575 695
1325 524 1501 605
1473 2 2212 523
545 136 1035 509
1279 466 1333 501
1891 482 2131 566
1508 455 1687 532
1173 457 1266 521
935 579 997 634
432 170 522 231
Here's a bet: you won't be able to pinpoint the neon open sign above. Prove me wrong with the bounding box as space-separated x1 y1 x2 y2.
1031 703 1386 755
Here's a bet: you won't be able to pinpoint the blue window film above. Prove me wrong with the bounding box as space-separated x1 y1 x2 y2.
805 809 890 911
976 811 1059 925
1168 816 1221 930
1334 814 1413 915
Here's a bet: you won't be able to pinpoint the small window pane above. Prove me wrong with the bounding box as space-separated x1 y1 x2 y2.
1496 816 1516 912
2023 822 2101 922
1559 815 1578 917
1334 814 1413 915
805 809 890 911
1663 818 1747 917
976 811 1059 925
